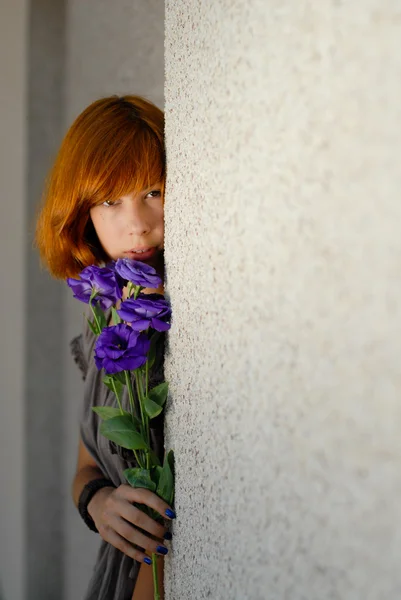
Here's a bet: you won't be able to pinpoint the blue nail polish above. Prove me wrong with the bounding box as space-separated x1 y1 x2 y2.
156 545 169 555
144 557 152 565
165 508 176 519
163 531 173 540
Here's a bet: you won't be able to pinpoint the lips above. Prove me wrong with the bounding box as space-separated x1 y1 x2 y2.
124 247 157 260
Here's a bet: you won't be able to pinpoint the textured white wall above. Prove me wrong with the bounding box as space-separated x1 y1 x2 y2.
164 2 401 599
64 2 164 599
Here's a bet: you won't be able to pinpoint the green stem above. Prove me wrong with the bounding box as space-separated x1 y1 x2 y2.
152 554 160 600
124 371 137 418
133 450 145 470
134 371 146 432
138 372 149 439
89 299 101 334
111 379 124 415
145 354 149 397
135 370 151 470
133 285 144 300
142 372 151 471
124 370 148 468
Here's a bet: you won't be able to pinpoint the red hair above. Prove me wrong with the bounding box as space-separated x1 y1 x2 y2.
35 95 165 279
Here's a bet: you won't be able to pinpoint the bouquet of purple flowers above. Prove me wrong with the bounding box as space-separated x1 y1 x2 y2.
67 258 174 599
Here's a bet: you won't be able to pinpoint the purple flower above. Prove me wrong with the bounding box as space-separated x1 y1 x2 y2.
105 260 127 289
115 258 162 288
94 323 151 374
67 265 123 310
117 294 172 332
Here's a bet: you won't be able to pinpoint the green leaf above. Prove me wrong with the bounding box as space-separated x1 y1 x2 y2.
103 374 124 398
92 406 130 420
111 306 122 325
156 449 175 506
147 331 161 369
113 371 127 385
123 467 157 492
100 415 148 450
148 382 169 408
126 413 143 430
143 396 164 419
87 317 98 336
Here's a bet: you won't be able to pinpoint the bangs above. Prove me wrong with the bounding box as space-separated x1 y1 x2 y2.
80 120 165 207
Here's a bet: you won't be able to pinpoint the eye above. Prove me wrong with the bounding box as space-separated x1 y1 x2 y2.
102 199 118 207
147 190 162 198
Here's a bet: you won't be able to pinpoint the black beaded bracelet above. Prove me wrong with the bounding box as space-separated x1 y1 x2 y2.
78 478 116 533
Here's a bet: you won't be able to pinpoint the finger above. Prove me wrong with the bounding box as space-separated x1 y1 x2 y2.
120 485 176 521
119 501 167 541
110 516 169 557
98 525 153 565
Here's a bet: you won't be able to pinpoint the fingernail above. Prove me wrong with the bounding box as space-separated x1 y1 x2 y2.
163 531 173 540
165 508 176 519
156 545 169 555
144 557 152 565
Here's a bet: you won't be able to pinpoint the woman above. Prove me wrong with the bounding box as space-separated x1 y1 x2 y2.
35 95 174 600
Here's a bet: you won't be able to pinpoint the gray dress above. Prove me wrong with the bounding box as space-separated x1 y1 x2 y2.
71 309 166 600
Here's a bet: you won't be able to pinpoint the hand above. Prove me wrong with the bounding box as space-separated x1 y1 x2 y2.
88 484 174 564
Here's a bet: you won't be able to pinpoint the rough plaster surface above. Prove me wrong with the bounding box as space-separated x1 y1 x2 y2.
64 2 164 599
164 2 401 599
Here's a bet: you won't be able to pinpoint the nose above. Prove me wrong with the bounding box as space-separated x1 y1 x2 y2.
125 201 152 236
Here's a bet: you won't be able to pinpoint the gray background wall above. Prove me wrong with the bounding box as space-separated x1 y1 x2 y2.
26 2 66 598
163 1 401 599
0 1 164 599
0 2 28 599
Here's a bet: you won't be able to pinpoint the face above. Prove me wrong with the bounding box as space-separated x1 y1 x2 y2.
90 181 164 277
